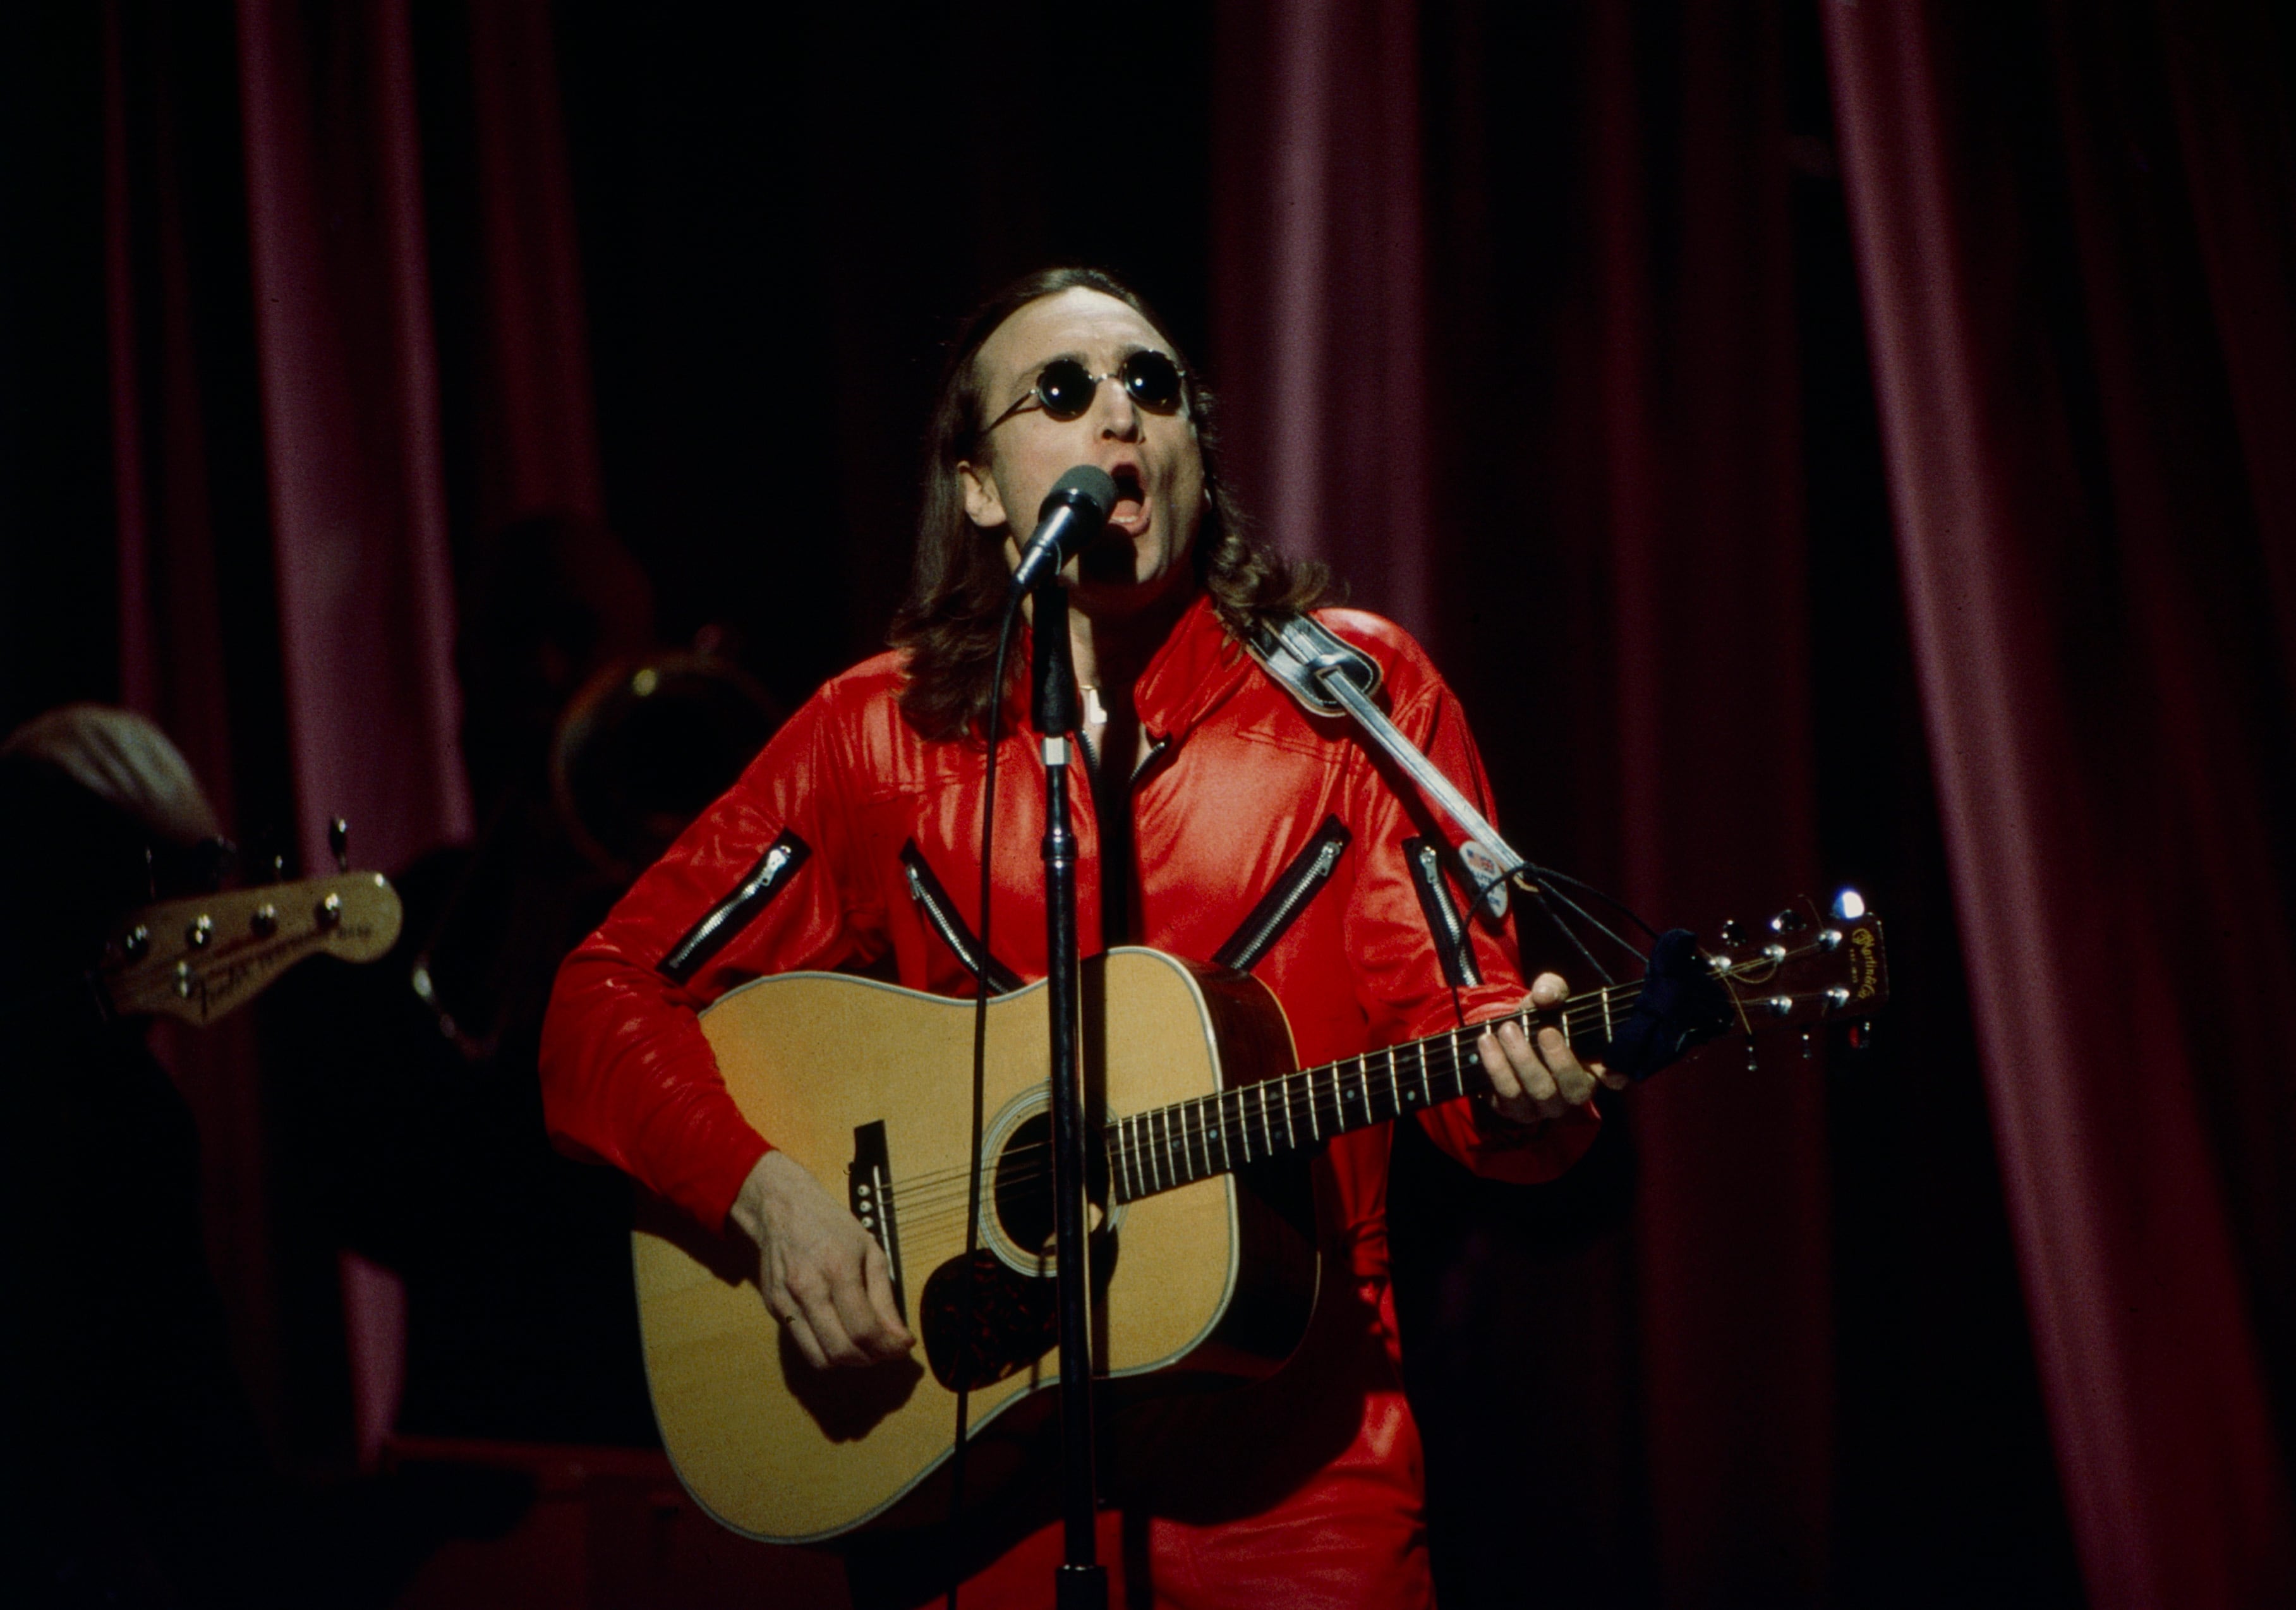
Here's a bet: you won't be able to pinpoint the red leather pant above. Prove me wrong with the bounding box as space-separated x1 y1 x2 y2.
921 1277 1432 1610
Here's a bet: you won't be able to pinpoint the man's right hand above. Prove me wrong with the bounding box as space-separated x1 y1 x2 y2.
727 1148 915 1369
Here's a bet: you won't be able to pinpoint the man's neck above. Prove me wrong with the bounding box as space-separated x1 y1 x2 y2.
1065 584 1198 699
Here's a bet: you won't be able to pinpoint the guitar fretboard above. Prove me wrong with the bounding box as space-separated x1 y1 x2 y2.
1094 915 1876 1204
1104 990 1622 1204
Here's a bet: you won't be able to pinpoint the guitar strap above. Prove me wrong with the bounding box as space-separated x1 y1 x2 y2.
1245 612 1526 920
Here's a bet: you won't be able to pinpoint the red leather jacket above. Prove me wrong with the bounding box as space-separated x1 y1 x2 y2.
540 595 1595 1274
541 594 1598 1606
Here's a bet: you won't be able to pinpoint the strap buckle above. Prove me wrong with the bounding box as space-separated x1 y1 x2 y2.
1246 614 1523 920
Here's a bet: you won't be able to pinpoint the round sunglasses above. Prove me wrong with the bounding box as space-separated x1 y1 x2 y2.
983 350 1188 432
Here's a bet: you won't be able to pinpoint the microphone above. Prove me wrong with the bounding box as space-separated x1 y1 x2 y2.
1009 465 1118 594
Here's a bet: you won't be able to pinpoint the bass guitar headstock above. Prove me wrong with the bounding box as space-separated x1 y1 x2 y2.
100 871 404 1026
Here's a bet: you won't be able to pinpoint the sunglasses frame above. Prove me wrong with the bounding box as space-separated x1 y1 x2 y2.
982 349 1189 433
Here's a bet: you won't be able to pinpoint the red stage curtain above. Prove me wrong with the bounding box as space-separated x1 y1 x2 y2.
1215 4 1835 1601
233 0 469 879
463 0 604 531
1526 7 1838 1601
100 0 605 1462
1826 3 2296 1605
1211 0 1438 643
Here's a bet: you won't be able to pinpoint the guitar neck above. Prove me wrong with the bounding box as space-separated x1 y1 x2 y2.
1103 905 1887 1204
1104 988 1623 1204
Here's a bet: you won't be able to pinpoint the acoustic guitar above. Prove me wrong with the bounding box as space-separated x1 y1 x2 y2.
634 895 1887 1543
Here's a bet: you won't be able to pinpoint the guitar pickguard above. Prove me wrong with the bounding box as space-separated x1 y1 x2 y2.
918 1232 1119 1391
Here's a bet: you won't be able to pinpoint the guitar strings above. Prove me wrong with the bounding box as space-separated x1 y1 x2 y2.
873 992 1626 1214
871 976 1657 1207
880 981 1854 1240
883 986 1657 1232
870 953 1845 1229
867 946 1837 1213
883 969 1698 1214
874 1027 1506 1233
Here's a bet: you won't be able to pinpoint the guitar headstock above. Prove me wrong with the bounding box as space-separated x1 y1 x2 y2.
99 871 404 1026
1703 890 1888 1037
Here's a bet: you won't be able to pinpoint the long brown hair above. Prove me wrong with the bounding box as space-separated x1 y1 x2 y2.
890 267 1327 741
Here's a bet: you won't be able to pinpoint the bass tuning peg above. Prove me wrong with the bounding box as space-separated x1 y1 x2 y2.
329 817 350 873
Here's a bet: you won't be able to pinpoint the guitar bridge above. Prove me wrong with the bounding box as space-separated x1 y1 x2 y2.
849 1121 906 1321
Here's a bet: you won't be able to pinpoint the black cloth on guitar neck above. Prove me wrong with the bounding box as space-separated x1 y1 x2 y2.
1605 928 1736 1081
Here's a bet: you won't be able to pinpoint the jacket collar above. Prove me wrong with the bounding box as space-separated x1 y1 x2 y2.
1000 590 1257 749
1130 591 1257 744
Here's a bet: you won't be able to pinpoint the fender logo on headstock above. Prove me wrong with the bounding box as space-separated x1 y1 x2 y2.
101 872 403 1027
168 918 396 1022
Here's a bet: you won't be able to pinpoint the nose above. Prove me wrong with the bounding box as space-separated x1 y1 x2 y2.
1091 376 1142 442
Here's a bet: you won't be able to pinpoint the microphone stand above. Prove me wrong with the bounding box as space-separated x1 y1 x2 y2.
1028 577 1107 1610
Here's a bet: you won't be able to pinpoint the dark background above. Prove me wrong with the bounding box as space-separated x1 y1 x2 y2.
6 2 2292 1606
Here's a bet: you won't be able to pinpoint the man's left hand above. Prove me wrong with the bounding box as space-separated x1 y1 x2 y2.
1477 971 1628 1125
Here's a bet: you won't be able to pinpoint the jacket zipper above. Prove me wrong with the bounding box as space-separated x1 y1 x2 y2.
1073 729 1170 785
899 840 1020 995
658 829 811 984
1406 836 1483 988
1212 816 1353 974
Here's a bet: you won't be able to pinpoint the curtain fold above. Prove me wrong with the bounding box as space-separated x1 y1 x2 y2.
104 0 299 1452
1221 4 1840 1601
235 0 469 880
97 0 607 1465
1577 8 1834 1602
1824 3 2296 1604
1212 0 1435 643
465 0 603 531
63 0 2295 1597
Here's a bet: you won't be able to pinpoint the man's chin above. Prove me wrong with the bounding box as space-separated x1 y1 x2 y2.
1075 542 1144 588
1068 563 1197 620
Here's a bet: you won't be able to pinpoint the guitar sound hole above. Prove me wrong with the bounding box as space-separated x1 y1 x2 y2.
994 1113 1055 1258
993 1112 1107 1261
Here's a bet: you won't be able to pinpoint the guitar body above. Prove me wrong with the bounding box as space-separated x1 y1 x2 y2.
632 947 1317 1544
632 895 1890 1545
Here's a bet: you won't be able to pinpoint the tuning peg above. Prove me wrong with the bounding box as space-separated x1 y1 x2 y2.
1719 919 1748 949
329 818 350 873
1746 1042 1760 1073
1769 907 1807 934
1801 1031 1815 1060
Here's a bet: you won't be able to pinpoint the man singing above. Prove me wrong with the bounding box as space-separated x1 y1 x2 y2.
541 266 1609 1606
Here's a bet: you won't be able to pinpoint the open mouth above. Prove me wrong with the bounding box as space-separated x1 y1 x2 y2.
1106 464 1149 536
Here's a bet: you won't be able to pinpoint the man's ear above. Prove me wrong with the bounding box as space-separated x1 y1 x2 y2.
957 460 1008 531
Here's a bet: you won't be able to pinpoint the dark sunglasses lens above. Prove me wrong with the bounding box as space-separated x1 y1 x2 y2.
1123 351 1183 411
1034 360 1097 420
